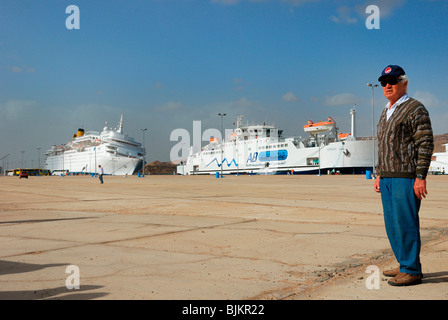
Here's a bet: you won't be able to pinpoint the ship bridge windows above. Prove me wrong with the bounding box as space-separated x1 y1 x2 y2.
110 138 139 147
259 143 288 150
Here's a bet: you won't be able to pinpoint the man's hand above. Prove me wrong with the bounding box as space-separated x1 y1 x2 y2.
414 178 428 200
374 175 381 193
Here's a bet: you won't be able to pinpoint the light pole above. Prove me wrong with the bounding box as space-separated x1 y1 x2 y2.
366 83 379 178
0 154 10 175
6 154 10 174
217 113 227 177
21 150 25 169
37 147 41 174
140 128 147 177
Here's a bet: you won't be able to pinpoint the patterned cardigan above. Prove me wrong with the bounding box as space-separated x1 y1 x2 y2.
376 97 434 179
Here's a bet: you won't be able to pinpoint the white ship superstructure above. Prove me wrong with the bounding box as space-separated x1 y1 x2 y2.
177 109 376 175
429 143 448 174
44 115 145 175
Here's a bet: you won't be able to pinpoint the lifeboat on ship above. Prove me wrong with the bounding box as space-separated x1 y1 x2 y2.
304 117 335 134
338 133 351 140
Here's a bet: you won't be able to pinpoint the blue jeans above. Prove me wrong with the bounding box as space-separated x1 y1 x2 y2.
380 178 422 275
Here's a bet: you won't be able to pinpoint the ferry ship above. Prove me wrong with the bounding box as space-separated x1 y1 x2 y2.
177 109 376 175
44 115 145 175
429 143 448 174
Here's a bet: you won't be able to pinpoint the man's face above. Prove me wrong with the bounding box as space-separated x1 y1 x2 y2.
382 77 408 104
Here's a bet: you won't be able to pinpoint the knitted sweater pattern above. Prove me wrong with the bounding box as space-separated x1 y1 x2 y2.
376 97 434 178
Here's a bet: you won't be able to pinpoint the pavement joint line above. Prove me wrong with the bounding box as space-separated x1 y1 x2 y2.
93 218 258 246
0 218 260 259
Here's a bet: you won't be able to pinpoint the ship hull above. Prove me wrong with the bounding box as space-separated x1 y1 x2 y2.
44 115 145 176
44 148 141 175
177 139 377 176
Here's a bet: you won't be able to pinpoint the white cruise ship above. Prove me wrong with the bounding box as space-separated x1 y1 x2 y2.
177 109 376 175
44 115 145 175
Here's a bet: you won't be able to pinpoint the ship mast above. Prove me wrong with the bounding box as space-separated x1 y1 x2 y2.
236 115 243 129
117 114 124 133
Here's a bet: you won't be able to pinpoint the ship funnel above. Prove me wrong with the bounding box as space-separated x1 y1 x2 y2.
350 107 356 139
73 128 85 139
76 128 85 137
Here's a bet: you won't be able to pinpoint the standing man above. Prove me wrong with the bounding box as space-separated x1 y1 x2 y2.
98 165 104 184
373 65 434 286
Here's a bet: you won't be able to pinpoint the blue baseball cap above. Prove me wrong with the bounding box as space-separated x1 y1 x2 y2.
378 65 406 81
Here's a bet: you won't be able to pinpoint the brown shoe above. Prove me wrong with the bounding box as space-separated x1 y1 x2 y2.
387 273 422 286
383 267 400 277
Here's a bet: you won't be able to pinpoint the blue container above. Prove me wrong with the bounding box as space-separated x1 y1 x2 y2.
366 170 372 179
216 172 219 178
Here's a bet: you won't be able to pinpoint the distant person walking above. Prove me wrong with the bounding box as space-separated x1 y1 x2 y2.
98 165 104 184
373 65 434 286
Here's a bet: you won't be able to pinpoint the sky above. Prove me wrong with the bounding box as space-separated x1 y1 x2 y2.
1 0 447 168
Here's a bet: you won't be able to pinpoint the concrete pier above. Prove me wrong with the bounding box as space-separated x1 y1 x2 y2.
0 174 447 300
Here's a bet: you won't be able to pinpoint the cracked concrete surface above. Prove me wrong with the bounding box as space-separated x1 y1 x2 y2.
0 174 447 300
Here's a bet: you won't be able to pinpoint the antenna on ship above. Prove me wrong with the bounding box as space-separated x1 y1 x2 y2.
117 114 124 133
236 115 243 129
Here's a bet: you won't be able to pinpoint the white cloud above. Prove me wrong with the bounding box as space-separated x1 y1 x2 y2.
1 99 38 119
233 97 253 108
154 81 163 90
324 93 360 107
10 65 35 73
330 0 407 25
233 78 244 91
11 66 23 73
210 0 240 5
355 0 407 19
413 90 440 108
282 0 320 6
154 101 185 112
282 91 298 102
331 6 358 24
214 97 253 110
211 0 319 5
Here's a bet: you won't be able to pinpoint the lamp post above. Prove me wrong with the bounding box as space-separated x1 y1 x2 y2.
0 154 10 175
37 147 41 174
366 83 379 177
6 154 10 174
217 113 227 177
140 128 147 177
21 150 25 169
